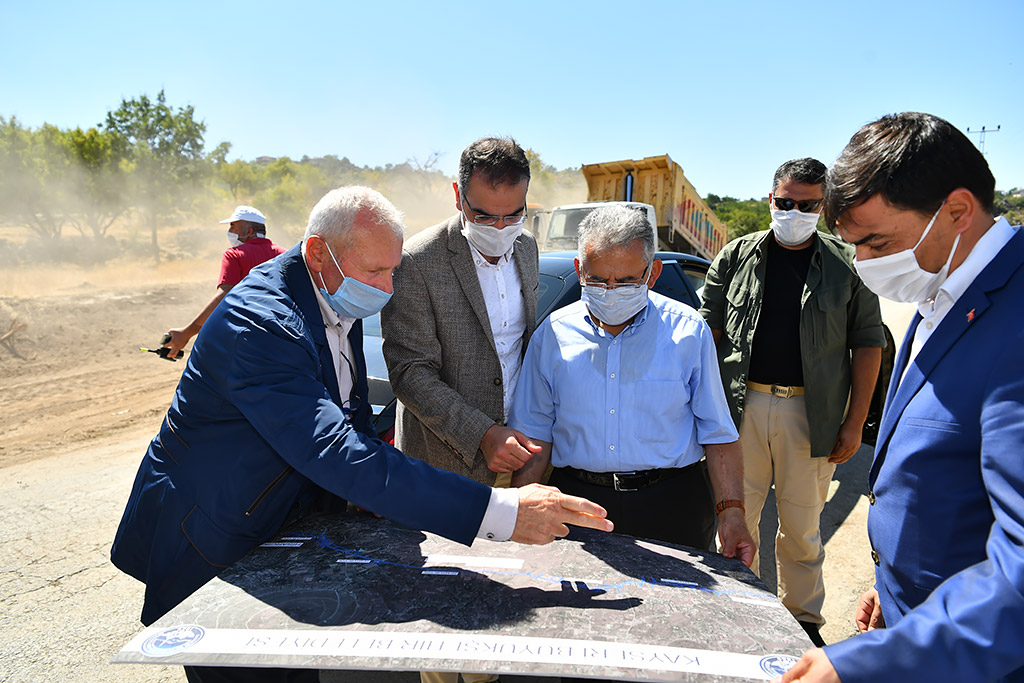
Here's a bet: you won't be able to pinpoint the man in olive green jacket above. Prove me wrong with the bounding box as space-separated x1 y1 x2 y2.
699 158 884 647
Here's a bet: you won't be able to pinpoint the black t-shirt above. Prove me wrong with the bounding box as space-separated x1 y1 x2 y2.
747 233 814 386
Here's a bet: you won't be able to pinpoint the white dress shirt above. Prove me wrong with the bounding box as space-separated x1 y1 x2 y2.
305 260 518 541
308 269 357 403
469 243 527 421
909 217 1015 365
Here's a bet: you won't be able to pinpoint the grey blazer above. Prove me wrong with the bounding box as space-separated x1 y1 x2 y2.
380 215 539 484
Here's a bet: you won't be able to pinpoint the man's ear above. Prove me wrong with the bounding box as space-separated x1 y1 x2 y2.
647 258 664 288
305 235 326 274
574 257 582 281
453 182 462 212
946 187 978 235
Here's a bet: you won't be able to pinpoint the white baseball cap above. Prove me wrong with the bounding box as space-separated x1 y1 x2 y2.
219 205 266 225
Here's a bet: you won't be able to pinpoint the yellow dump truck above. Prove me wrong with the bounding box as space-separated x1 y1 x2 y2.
544 154 727 261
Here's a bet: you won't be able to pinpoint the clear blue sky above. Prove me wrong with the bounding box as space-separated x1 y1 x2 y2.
4 0 1021 201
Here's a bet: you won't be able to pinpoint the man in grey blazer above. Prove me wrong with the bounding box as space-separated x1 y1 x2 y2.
382 137 540 683
382 137 541 491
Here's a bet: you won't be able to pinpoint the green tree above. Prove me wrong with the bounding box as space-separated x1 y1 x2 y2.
994 189 1024 226
64 126 131 239
218 158 264 201
0 117 75 242
103 90 209 263
706 196 771 241
253 157 328 227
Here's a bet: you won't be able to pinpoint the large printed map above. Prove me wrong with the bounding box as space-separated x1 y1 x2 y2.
114 513 810 681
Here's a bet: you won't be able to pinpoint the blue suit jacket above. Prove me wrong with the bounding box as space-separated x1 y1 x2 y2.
828 226 1024 682
111 245 491 625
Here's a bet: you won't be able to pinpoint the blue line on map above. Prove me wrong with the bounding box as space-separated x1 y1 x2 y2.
302 533 768 601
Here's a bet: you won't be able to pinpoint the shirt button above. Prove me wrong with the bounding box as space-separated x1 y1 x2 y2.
486 532 495 540
610 373 615 378
609 445 615 450
612 340 617 344
609 409 615 414
871 550 880 566
925 322 933 329
494 377 502 385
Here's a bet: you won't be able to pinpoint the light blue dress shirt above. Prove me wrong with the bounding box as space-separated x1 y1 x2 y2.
509 291 738 472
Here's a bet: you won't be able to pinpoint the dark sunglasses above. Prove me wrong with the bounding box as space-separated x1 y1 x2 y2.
773 196 823 213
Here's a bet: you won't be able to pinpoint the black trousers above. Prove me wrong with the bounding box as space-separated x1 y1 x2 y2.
553 461 715 683
184 666 319 683
549 460 716 551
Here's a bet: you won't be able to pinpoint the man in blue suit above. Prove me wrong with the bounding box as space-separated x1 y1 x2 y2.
777 113 1024 683
111 186 612 683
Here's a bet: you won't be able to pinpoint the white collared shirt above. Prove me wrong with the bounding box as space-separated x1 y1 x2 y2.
307 268 356 404
909 217 1016 364
469 243 527 421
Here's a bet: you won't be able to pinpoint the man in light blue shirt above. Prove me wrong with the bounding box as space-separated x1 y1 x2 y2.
510 204 754 564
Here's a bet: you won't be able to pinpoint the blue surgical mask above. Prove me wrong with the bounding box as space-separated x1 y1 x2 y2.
316 240 392 319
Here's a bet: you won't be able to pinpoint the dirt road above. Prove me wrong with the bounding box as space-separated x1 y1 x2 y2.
0 279 914 682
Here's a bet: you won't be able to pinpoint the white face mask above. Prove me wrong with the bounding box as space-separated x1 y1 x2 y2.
580 267 652 326
853 201 959 303
770 208 819 246
227 230 243 247
461 213 522 257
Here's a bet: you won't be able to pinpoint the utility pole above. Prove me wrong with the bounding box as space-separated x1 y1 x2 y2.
967 125 1000 155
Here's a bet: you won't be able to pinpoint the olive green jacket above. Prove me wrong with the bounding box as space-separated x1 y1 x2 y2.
699 230 885 457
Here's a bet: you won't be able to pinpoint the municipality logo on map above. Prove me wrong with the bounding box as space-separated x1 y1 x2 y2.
759 654 800 676
141 625 206 657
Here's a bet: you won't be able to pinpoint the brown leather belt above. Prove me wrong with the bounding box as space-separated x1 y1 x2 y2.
560 461 701 492
747 381 805 398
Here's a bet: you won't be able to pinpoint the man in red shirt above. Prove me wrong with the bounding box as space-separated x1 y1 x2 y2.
161 205 287 358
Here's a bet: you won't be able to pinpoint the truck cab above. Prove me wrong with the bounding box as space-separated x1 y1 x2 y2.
541 201 657 253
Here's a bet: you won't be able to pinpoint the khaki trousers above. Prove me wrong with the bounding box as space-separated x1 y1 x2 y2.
419 474 509 683
740 389 835 625
419 674 497 683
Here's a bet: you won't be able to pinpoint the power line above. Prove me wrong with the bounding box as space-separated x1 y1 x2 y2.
966 125 1000 155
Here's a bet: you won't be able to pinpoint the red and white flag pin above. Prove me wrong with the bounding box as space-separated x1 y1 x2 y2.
966 308 976 323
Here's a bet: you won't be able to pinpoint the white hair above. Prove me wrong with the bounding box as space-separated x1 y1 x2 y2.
303 186 405 247
577 204 655 265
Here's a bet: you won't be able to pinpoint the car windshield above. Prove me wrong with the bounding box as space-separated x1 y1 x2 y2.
544 208 594 251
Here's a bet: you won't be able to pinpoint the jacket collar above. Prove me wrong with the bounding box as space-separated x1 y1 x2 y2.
280 242 342 405
870 227 1024 484
447 216 497 352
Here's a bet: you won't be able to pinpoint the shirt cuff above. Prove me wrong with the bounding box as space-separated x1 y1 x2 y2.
475 486 519 542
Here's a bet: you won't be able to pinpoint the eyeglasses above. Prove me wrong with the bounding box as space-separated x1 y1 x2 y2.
580 264 651 290
461 192 527 227
773 196 823 213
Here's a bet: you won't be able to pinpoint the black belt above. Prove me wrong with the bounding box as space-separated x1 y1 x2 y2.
560 461 701 492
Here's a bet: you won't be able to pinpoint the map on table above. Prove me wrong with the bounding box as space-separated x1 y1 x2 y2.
113 513 809 681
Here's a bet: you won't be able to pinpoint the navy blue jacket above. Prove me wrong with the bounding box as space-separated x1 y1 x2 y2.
111 244 491 625
828 226 1024 682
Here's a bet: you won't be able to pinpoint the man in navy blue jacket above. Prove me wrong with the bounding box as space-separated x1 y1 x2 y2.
777 114 1024 683
111 186 611 683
